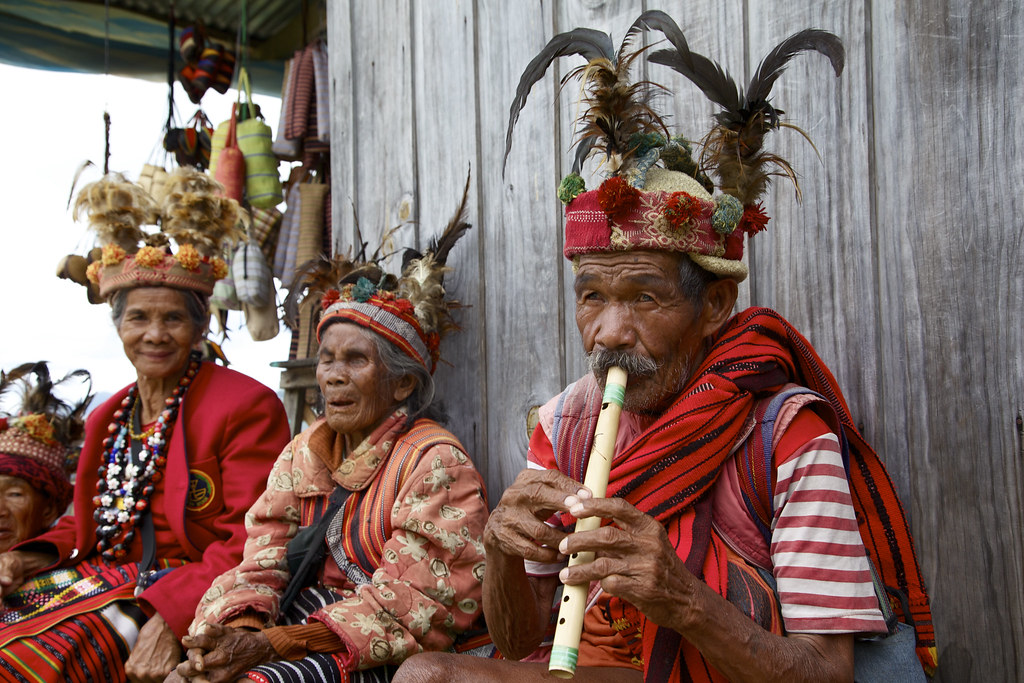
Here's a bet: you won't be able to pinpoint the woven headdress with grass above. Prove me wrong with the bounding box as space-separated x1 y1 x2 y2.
0 362 92 510
71 168 242 298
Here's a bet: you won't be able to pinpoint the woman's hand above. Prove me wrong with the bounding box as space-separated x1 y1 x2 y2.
125 613 181 683
175 624 276 683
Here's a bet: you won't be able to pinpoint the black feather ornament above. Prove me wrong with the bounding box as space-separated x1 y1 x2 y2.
649 26 844 205
503 14 682 176
0 362 93 448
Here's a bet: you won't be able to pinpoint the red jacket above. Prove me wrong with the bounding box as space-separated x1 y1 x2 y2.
23 362 291 637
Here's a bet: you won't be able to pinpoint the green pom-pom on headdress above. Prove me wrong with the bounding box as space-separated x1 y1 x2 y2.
661 136 714 193
558 173 587 205
629 132 666 160
712 194 743 235
352 277 377 302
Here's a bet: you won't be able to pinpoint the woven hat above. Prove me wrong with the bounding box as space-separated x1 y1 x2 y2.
0 362 92 511
71 168 242 299
504 11 844 281
287 174 473 374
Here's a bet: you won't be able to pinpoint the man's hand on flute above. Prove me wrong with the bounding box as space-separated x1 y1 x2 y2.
556 496 699 631
484 469 593 565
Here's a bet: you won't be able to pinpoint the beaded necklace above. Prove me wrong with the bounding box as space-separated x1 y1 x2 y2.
93 352 201 561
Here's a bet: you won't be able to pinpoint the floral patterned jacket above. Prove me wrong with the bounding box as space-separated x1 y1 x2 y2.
190 411 488 670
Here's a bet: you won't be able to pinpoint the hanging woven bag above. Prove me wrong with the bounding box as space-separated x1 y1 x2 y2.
213 104 245 201
236 68 284 208
232 238 274 308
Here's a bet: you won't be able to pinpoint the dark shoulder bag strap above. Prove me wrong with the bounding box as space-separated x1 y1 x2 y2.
279 485 352 613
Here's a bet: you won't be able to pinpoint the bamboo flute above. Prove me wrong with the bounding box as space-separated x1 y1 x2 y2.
548 366 628 678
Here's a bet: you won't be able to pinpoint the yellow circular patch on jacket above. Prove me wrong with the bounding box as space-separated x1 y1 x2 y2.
187 470 215 512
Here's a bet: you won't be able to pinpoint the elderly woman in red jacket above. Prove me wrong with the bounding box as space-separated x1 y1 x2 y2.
0 170 291 683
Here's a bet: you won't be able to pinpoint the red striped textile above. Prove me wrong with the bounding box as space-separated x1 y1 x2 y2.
552 307 935 680
285 46 314 141
0 608 137 682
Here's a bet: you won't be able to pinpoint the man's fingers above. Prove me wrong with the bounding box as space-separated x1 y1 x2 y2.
486 518 565 563
189 646 206 672
567 496 652 529
560 555 632 586
501 469 590 512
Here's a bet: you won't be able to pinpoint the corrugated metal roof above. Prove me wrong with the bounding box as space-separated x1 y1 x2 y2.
91 0 317 58
0 0 324 91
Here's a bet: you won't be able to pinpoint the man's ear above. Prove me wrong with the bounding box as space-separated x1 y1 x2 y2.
700 278 739 338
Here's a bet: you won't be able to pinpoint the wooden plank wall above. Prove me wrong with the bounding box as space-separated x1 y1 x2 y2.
326 1 1024 679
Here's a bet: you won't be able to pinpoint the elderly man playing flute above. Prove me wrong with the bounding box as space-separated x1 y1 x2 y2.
394 11 936 683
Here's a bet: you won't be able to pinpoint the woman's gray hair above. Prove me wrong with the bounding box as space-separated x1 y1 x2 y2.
109 286 209 335
369 330 448 426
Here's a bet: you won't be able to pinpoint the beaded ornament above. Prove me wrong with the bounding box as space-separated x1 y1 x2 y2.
92 351 201 561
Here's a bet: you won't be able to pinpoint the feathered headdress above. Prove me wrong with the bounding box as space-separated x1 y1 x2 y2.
67 168 241 299
288 172 472 373
0 362 93 510
504 10 844 281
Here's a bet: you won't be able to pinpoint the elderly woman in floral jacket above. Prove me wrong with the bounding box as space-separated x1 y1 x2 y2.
172 206 487 683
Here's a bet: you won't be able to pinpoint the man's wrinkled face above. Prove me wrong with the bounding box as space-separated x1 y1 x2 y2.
575 250 708 413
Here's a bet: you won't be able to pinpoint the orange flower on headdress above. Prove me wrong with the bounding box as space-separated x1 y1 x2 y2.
101 244 127 266
321 288 341 310
663 192 703 232
135 246 166 268
176 243 201 271
86 261 103 284
16 414 57 446
597 177 641 220
211 257 229 280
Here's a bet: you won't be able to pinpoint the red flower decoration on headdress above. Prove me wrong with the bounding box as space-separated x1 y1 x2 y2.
597 177 641 220
321 288 341 310
738 202 770 236
663 192 702 231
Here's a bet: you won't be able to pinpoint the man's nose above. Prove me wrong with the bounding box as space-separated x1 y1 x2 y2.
593 304 637 351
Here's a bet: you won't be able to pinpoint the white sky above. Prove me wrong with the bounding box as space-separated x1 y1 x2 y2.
0 64 291 401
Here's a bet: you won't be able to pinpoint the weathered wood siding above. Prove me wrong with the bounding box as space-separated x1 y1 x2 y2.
326 1 1024 679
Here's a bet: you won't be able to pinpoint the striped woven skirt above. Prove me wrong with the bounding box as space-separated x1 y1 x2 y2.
243 587 398 683
0 560 146 683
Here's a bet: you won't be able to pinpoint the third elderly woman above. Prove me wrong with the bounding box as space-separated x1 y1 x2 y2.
172 190 488 683
0 169 291 683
